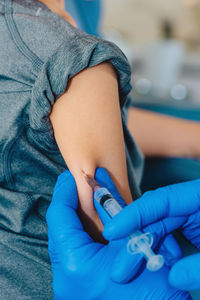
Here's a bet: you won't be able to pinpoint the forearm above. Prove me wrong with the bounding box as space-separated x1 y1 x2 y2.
50 62 132 239
128 107 200 158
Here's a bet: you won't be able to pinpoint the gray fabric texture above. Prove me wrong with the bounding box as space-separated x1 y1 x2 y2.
0 0 144 299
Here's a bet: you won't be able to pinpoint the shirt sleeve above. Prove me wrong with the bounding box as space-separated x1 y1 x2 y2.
30 33 132 150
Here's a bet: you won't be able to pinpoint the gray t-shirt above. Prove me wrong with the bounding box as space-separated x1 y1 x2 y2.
0 0 143 299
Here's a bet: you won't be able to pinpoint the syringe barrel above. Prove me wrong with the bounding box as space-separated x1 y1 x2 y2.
94 187 122 218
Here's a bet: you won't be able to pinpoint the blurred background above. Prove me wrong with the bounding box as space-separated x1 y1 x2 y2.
102 0 200 106
67 0 200 189
100 0 200 190
67 0 200 106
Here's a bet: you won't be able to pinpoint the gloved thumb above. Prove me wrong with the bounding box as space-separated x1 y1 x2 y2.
169 253 200 291
46 170 93 249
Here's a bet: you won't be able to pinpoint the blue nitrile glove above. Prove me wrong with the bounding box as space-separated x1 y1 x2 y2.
93 168 183 282
46 168 190 300
103 179 200 291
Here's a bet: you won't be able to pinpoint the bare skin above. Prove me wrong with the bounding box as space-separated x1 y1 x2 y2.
38 0 133 240
128 108 200 158
50 63 133 240
38 0 200 239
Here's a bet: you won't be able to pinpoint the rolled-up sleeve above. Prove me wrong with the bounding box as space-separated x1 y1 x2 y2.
30 33 132 149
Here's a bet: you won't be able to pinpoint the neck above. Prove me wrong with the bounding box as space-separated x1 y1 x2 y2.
39 0 65 10
38 0 77 27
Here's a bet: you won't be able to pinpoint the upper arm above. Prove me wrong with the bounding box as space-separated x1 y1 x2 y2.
50 62 132 234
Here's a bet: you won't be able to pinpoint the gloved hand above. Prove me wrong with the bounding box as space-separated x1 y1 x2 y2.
46 168 190 300
103 179 200 291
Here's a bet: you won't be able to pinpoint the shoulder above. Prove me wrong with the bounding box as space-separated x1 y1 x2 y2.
12 0 80 62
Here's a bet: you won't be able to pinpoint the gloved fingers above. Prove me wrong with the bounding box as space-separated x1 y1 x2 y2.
103 188 169 241
109 219 170 284
47 230 58 264
169 253 200 291
110 239 144 283
51 169 78 209
46 170 93 248
110 233 182 284
143 216 185 246
103 209 186 242
158 235 182 267
110 228 171 284
182 211 200 250
103 180 200 241
110 216 185 283
143 217 184 266
109 217 185 283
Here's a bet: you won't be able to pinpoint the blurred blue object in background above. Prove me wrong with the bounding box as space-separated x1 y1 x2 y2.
65 0 101 36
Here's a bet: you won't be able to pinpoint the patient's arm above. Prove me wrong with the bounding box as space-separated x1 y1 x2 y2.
50 62 133 240
128 107 200 158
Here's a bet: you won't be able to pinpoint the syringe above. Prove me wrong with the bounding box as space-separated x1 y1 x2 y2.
84 173 164 272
